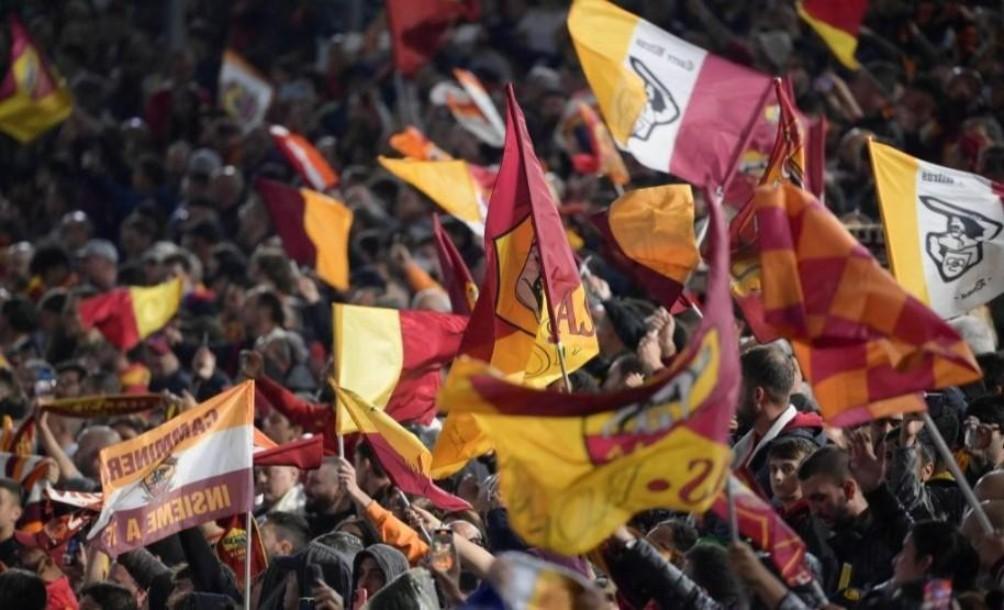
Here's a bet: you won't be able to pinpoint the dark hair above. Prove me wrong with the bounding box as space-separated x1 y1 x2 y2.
966 395 1004 429
909 520 979 589
29 244 71 276
0 569 46 610
798 446 850 483
0 477 23 506
254 290 286 327
355 440 386 479
767 437 818 463
651 518 699 553
137 155 166 186
264 511 310 553
79 582 139 610
977 352 1004 392
741 344 795 405
2 297 37 334
686 543 747 607
38 290 68 315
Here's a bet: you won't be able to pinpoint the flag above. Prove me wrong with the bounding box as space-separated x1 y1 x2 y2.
216 514 268 588
0 16 72 143
379 156 488 236
0 452 50 532
390 126 451 161
436 187 738 554
253 436 324 470
41 394 166 418
88 382 255 556
431 85 599 478
45 487 103 512
14 511 93 565
332 304 467 432
218 50 273 133
337 387 469 512
1 414 35 456
270 125 339 191
754 183 980 425
386 0 478 76
568 0 772 188
590 185 699 307
712 476 812 586
430 69 506 147
870 140 1004 318
560 100 630 186
78 278 183 351
796 0 868 70
255 178 353 291
433 214 478 314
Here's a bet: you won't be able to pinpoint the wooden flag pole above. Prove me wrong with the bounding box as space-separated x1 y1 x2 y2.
555 340 573 393
244 478 253 609
922 412 994 533
337 434 345 459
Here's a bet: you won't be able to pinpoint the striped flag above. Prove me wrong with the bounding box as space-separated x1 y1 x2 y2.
0 452 50 532
430 69 506 147
78 278 183 351
870 140 1004 318
797 0 868 70
389 126 451 161
337 387 469 512
255 178 353 291
754 183 980 425
568 0 772 188
270 125 339 191
332 304 467 430
0 15 72 143
88 382 255 556
590 185 699 307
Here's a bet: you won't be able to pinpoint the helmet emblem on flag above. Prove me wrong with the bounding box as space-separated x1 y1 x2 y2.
921 196 1003 283
627 56 680 141
140 456 178 501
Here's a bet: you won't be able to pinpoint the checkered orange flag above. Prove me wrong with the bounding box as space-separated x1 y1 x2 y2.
755 182 981 426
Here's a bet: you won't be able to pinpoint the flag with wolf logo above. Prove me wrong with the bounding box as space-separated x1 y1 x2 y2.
88 382 254 556
568 0 772 190
431 84 599 478
436 186 737 554
870 140 1004 318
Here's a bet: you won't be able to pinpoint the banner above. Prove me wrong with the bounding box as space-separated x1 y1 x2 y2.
41 394 166 418
89 382 255 556
218 50 273 133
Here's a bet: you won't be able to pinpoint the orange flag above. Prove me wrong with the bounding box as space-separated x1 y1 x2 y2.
754 183 980 425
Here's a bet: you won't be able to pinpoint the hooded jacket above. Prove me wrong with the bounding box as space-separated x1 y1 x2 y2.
258 540 355 610
353 543 410 599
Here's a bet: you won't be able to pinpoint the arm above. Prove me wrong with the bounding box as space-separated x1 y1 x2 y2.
37 410 82 481
363 501 429 564
484 507 530 554
178 526 241 600
849 429 912 554
729 541 812 610
247 354 332 434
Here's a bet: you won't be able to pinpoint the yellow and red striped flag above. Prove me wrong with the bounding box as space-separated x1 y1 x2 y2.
0 15 72 143
255 178 353 291
78 278 183 351
796 0 869 70
270 125 339 191
88 382 255 556
754 183 980 425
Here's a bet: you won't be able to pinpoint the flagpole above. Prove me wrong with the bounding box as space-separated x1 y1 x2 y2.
725 477 739 542
719 80 775 196
555 340 573 393
922 412 994 533
337 434 345 459
244 479 252 610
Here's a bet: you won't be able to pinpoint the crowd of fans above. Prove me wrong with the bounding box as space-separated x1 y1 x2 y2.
1 0 1004 609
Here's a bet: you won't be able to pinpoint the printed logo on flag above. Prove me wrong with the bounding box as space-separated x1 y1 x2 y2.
626 56 679 141
921 196 1003 283
494 217 542 336
583 329 719 464
140 456 177 501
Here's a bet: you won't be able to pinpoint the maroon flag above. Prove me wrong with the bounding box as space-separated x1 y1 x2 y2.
253 436 324 470
432 214 477 315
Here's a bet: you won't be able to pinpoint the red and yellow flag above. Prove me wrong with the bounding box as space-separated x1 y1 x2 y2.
338 387 469 512
797 0 868 70
255 178 353 291
270 125 339 191
78 278 183 351
385 0 478 76
431 85 599 477
436 192 738 553
590 185 699 308
754 183 980 425
433 214 478 315
216 514 268 589
0 16 72 143
712 476 812 586
561 100 630 187
389 126 451 161
332 304 467 431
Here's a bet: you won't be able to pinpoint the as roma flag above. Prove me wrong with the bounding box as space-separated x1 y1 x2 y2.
386 0 478 76
432 84 599 477
433 214 478 315
754 183 980 425
436 191 738 553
